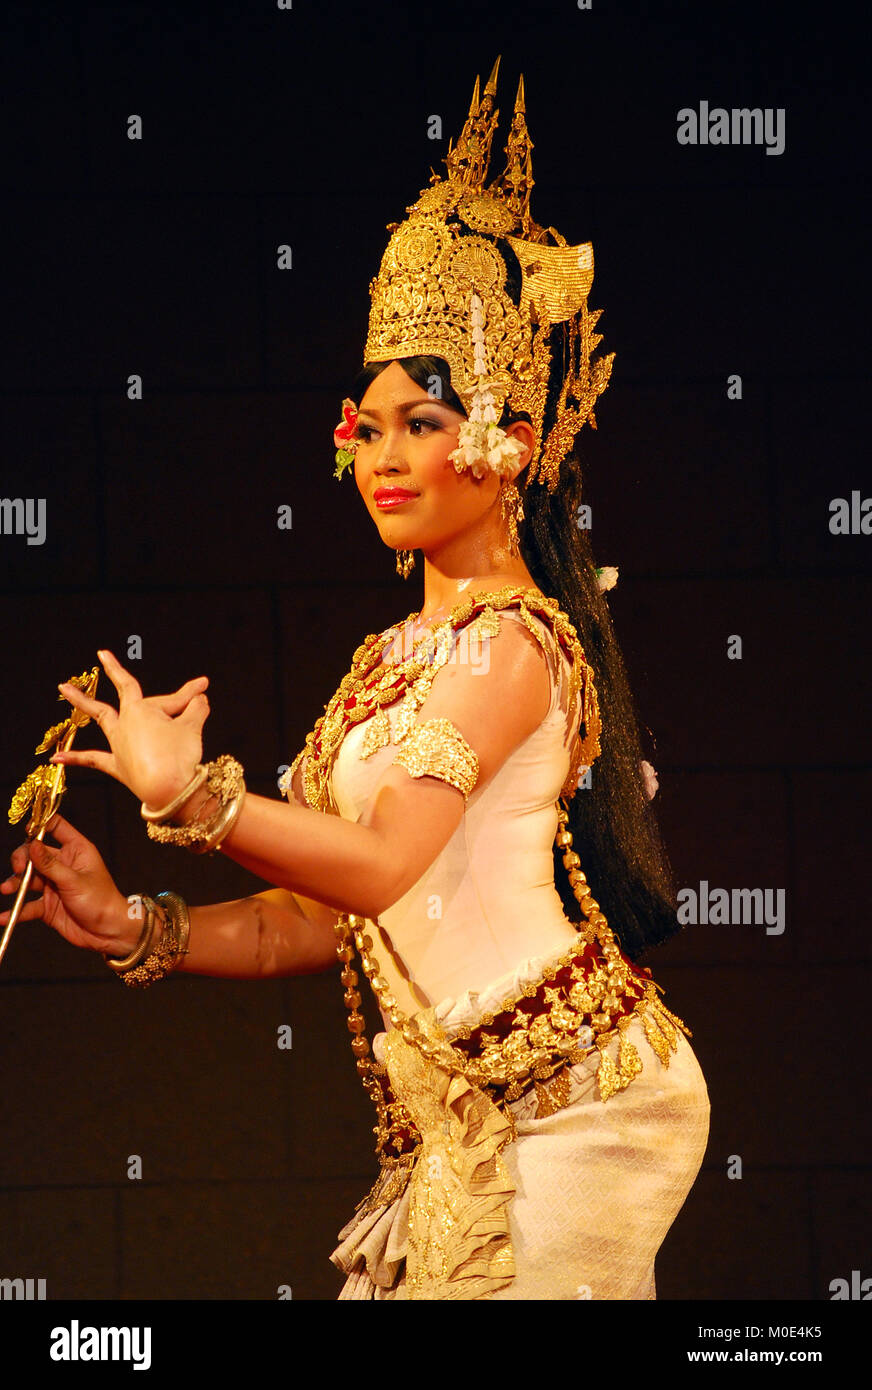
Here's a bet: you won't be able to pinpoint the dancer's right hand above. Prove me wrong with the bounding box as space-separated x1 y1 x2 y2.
0 814 137 957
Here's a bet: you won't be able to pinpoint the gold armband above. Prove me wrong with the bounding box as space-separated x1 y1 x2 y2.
392 717 479 800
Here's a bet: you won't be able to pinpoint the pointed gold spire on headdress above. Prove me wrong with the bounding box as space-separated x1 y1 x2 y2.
489 73 537 238
443 55 502 192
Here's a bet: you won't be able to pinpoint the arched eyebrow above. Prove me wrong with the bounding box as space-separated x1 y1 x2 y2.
357 398 458 422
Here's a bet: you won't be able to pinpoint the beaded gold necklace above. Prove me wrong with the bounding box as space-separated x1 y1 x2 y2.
290 583 601 816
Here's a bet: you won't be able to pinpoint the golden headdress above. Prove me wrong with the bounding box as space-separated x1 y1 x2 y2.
362 56 615 492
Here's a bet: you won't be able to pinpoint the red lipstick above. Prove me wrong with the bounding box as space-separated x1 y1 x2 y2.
374 487 419 510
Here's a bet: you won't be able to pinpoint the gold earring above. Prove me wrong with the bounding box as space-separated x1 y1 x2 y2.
500 479 524 557
396 549 415 579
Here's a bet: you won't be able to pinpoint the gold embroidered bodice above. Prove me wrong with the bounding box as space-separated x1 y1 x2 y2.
283 585 597 1021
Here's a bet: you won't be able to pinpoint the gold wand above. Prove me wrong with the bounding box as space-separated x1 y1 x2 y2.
0 665 100 969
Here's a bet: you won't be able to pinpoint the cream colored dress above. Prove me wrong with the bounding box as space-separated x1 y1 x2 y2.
291 598 710 1300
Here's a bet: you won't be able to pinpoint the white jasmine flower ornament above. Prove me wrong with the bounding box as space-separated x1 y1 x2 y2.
447 294 526 482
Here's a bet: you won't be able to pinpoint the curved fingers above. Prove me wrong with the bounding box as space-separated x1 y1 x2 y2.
49 747 118 778
97 649 143 704
42 812 75 843
58 682 119 737
0 897 45 926
153 678 209 716
2 865 46 894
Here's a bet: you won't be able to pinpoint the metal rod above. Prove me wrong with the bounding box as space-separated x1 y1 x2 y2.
0 832 46 967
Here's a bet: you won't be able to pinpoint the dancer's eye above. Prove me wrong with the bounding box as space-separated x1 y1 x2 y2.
354 417 439 441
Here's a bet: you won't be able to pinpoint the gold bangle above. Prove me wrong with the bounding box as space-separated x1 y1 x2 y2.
116 891 190 988
105 896 160 973
156 890 191 958
188 787 246 856
141 765 208 822
146 756 244 848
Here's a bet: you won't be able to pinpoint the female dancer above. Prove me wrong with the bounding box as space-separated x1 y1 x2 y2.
0 60 709 1299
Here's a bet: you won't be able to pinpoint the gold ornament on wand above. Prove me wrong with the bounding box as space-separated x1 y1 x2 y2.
0 665 100 969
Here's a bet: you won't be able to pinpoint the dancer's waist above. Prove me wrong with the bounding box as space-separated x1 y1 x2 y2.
369 929 658 1161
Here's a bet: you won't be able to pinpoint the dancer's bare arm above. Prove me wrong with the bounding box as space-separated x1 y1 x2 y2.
1 818 338 980
48 625 552 922
174 887 338 978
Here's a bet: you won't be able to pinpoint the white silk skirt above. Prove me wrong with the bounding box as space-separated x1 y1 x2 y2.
331 947 711 1301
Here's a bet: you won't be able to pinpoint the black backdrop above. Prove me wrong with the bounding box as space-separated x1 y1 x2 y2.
1 0 869 1310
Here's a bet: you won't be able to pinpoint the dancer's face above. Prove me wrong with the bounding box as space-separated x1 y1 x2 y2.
353 360 529 555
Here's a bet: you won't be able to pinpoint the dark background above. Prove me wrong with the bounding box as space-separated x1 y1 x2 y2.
0 0 869 1301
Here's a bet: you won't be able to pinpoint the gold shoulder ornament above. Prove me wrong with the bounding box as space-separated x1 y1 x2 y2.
392 717 479 800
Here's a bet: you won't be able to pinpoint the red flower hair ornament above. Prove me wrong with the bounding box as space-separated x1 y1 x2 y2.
333 399 360 479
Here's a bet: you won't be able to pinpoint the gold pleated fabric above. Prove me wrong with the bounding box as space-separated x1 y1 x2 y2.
333 1007 517 1300
331 1002 710 1300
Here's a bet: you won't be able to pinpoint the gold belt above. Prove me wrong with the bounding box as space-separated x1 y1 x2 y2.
358 929 690 1202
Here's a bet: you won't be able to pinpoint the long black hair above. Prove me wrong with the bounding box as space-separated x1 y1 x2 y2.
350 271 680 960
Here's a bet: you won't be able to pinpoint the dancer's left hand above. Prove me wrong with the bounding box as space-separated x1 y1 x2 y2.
50 650 211 810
